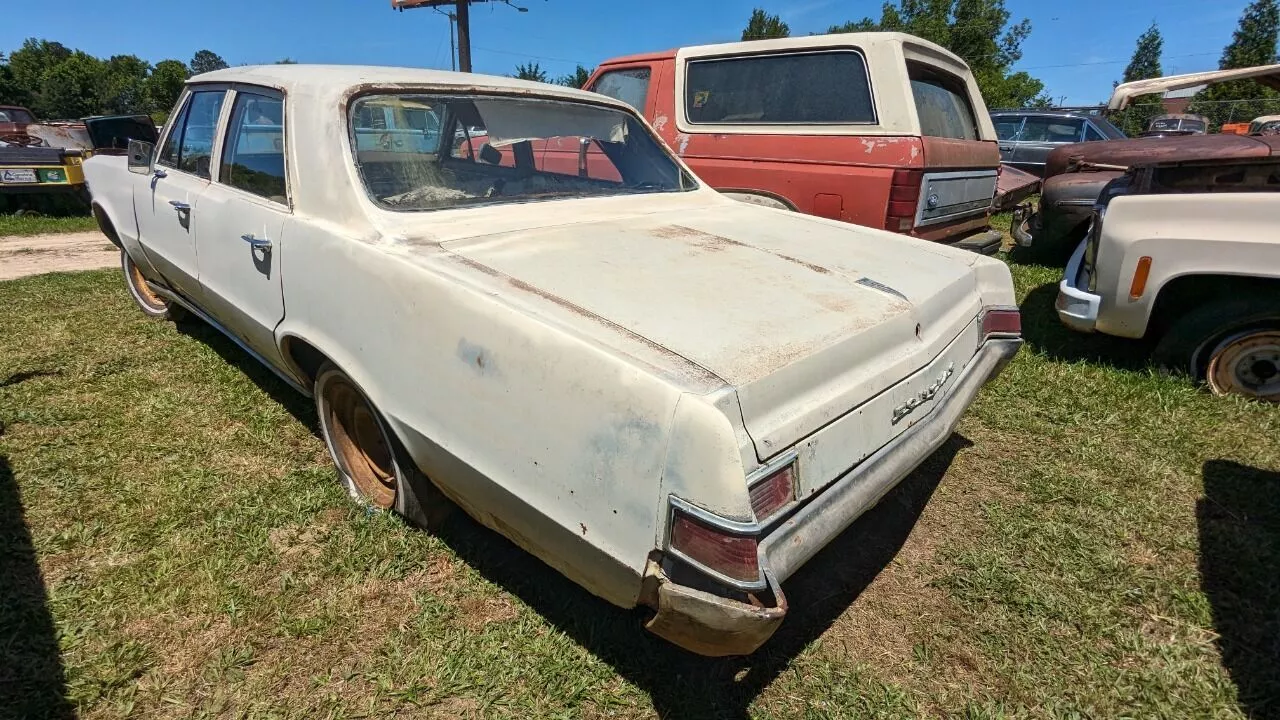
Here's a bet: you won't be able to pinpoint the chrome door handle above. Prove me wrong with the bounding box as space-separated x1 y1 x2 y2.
168 200 190 211
241 234 273 252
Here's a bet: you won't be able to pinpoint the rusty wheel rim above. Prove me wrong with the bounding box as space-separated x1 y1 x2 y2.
126 257 166 310
1206 329 1280 403
324 377 397 509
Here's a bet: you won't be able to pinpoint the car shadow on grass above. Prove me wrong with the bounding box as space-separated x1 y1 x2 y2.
0 455 76 719
432 434 972 719
1019 282 1154 372
174 319 320 435
1200 460 1280 720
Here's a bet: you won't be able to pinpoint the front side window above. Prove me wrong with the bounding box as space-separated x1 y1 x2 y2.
590 68 651 111
220 91 287 204
685 50 875 125
158 89 226 177
177 90 226 178
1020 117 1083 144
994 117 1023 141
350 94 693 212
909 64 979 140
1084 124 1106 142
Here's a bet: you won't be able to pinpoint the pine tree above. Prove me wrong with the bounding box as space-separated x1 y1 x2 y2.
828 0 1048 108
1112 24 1165 136
190 50 229 76
555 65 594 89
1188 0 1280 129
742 9 790 40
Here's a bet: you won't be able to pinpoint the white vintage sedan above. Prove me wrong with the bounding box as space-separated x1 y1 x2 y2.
84 65 1022 656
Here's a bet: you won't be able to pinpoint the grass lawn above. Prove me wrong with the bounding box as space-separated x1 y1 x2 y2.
0 213 98 237
1 261 1277 719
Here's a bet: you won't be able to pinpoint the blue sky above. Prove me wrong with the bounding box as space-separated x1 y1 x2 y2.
1 0 1256 105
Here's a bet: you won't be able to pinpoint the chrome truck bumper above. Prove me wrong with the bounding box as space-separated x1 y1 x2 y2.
643 337 1023 656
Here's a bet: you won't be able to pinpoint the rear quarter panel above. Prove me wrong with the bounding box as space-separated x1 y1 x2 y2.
273 222 740 608
1095 193 1280 337
83 155 151 271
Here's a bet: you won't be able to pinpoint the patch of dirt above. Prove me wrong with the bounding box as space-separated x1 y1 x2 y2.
0 231 116 281
429 696 481 719
456 594 519 631
268 524 328 563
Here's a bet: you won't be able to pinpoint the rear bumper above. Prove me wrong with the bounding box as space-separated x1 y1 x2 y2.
644 337 1022 656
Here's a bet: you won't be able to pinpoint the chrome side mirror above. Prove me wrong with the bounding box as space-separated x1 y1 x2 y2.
127 139 154 175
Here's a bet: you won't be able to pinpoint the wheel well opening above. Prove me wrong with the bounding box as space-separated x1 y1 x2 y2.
1149 274 1280 337
281 336 329 388
92 204 122 248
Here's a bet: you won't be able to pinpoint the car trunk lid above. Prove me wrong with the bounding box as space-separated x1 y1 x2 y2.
438 203 983 465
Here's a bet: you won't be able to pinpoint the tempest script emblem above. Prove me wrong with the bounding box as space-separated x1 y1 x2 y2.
892 362 954 425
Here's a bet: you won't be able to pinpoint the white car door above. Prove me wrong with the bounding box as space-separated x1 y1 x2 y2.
135 88 228 302
191 87 289 366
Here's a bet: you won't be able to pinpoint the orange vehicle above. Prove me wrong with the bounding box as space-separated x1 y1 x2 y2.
586 33 1028 254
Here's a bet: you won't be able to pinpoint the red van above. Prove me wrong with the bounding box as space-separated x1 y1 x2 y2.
586 33 1017 253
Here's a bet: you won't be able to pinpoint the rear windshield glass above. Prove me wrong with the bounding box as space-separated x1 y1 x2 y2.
685 50 875 125
0 108 34 124
349 94 694 212
908 64 978 140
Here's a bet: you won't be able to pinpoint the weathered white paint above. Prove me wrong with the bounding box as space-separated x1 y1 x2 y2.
83 65 1016 617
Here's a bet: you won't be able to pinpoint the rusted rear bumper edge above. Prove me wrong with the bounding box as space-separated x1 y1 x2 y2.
644 338 1021 656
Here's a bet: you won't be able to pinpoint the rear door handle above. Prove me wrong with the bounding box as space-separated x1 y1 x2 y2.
169 200 190 212
241 234 273 252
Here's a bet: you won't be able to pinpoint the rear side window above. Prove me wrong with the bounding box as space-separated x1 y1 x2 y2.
1084 124 1106 142
685 50 875 125
908 64 978 140
220 91 287 204
1021 117 1083 143
591 68 651 111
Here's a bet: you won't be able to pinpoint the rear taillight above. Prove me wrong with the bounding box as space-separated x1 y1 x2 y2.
886 169 922 233
749 464 795 520
981 307 1022 338
670 511 761 583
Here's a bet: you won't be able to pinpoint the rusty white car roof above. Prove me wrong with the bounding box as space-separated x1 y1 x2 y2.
189 64 621 106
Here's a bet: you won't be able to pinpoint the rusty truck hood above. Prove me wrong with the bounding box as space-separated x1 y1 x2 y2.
1044 134 1280 178
438 202 983 459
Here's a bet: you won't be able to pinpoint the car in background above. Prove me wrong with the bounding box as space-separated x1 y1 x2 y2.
990 109 1125 177
1249 115 1280 134
82 64 1022 657
1141 113 1208 137
587 32 1034 255
1055 135 1280 402
1013 63 1280 252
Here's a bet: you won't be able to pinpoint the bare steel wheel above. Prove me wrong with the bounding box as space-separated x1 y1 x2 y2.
1205 329 1280 403
313 362 446 525
121 250 185 320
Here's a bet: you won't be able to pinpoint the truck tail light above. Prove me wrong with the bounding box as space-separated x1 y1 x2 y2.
886 169 922 233
749 464 795 520
670 510 760 583
981 307 1022 339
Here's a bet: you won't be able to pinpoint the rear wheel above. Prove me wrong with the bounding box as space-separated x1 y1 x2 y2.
121 250 185 321
314 363 444 526
1154 297 1280 403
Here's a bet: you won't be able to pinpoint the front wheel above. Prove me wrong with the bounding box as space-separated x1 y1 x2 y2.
313 363 445 526
1154 298 1280 403
121 250 185 321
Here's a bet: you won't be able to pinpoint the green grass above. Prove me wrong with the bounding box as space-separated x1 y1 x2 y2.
0 262 1276 719
0 212 98 237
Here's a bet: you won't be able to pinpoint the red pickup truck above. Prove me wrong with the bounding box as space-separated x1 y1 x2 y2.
586 33 1023 253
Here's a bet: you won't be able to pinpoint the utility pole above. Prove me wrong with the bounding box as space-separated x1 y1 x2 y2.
391 0 531 74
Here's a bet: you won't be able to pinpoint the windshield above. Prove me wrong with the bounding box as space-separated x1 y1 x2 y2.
0 108 34 124
349 93 694 211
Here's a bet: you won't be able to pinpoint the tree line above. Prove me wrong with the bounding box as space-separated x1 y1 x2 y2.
742 0 1280 131
0 41 295 121
512 62 594 88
